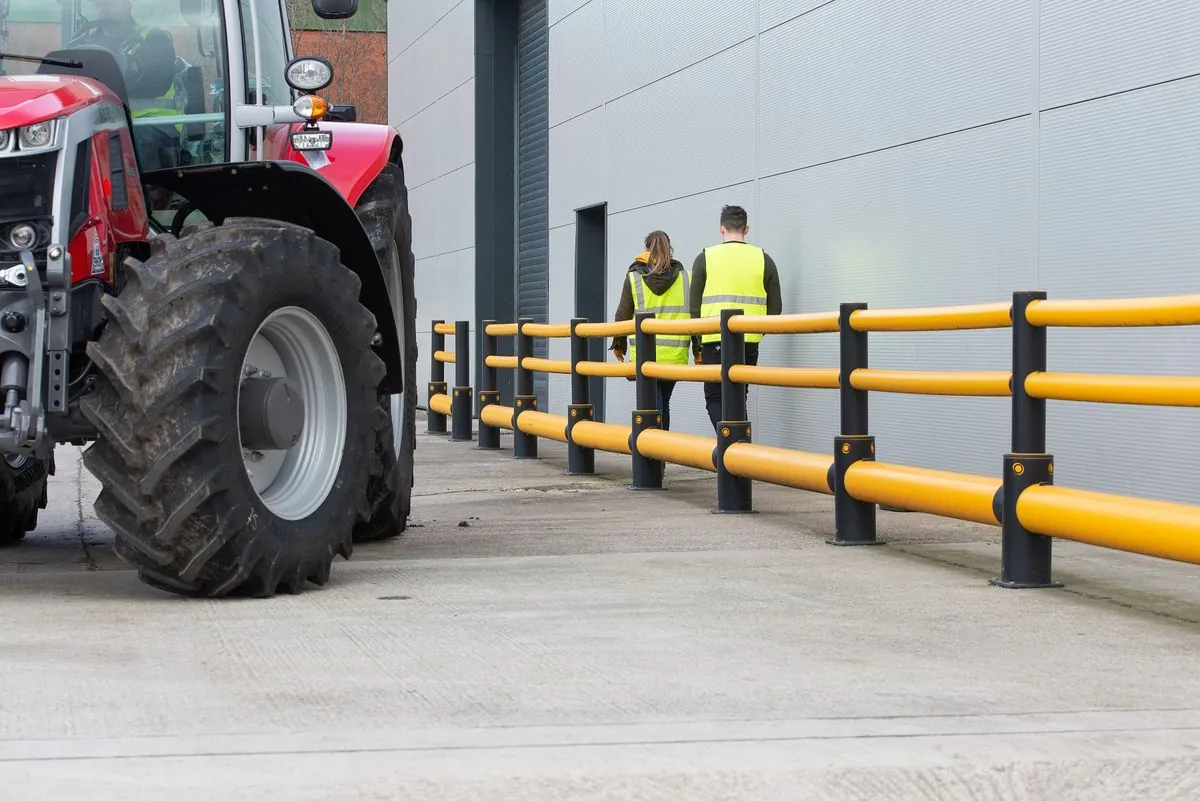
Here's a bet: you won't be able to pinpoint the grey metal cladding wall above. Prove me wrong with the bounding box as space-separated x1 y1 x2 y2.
517 0 551 404
755 119 1034 474
1038 77 1200 504
758 0 1031 175
1040 0 1200 109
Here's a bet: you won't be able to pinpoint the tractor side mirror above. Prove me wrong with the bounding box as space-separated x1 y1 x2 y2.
325 104 357 122
311 0 357 20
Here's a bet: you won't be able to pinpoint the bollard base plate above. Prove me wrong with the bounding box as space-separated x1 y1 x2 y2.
628 484 666 492
710 508 758 515
825 537 886 547
988 577 1064 590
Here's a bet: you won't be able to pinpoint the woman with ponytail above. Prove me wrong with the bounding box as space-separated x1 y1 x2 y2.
610 230 695 431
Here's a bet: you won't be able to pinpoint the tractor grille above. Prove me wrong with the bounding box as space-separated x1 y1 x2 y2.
0 151 56 264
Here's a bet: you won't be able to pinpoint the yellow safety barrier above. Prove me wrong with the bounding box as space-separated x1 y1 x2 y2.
445 283 1200 590
485 322 519 336
723 443 833 494
521 322 571 338
640 363 721 383
729 311 840 335
636 429 716 472
641 317 721 336
517 410 568 443
433 322 456 335
576 320 635 337
843 462 1001 527
571 421 632 455
485 355 519 370
1017 485 1200 564
1025 294 1200 328
428 392 452 417
728 366 840 389
1025 372 1200 407
480 403 514 430
521 357 572 375
576 361 636 378
849 302 1012 332
849 369 1011 397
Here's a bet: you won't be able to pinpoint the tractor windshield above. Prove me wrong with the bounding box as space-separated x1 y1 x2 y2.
0 0 229 167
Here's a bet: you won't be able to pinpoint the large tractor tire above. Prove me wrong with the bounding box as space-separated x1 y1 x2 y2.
79 218 387 597
351 162 417 543
0 453 49 546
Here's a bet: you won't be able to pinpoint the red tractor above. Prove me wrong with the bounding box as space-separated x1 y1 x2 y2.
0 0 417 597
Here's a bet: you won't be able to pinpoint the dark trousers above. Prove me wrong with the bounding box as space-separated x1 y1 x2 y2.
657 379 676 431
701 342 759 432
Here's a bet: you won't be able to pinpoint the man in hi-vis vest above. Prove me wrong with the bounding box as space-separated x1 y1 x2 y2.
689 205 782 431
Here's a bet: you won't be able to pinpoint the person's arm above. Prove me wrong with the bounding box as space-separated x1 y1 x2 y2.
690 252 706 358
610 274 634 357
763 252 782 316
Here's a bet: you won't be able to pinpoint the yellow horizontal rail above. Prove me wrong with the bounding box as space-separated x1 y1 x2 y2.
485 355 518 370
1025 294 1200 328
428 393 452 416
1017 484 1200 564
843 462 1001 526
728 311 840 335
576 360 636 378
485 322 519 336
641 362 721 383
728 365 840 389
571 421 632 455
849 302 1012 332
641 317 721 336
575 320 635 338
433 350 455 364
433 322 456 335
1025 372 1200 407
636 429 716 472
522 357 572 375
522 322 571 338
850 369 1011 397
517 410 568 442
479 403 514 430
723 443 833 494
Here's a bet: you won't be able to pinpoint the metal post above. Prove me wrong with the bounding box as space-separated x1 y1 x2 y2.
992 290 1061 589
513 317 538 459
629 311 663 490
567 317 595 475
829 302 880 546
450 321 473 441
715 309 752 513
477 320 501 450
427 319 447 434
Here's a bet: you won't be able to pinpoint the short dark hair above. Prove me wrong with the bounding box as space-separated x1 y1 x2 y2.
720 205 748 232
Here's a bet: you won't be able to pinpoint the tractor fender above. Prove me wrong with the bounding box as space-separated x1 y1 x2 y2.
141 160 404 393
275 122 399 207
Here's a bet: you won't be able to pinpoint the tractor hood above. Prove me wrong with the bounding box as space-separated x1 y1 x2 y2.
0 75 110 129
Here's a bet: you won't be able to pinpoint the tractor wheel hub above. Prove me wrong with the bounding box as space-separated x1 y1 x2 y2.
239 376 305 451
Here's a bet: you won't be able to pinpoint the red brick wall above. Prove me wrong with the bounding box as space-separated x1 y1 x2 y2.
291 30 388 125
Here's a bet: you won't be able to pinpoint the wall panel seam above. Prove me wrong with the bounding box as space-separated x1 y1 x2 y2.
605 34 755 106
399 76 475 126
1039 71 1200 115
390 0 467 64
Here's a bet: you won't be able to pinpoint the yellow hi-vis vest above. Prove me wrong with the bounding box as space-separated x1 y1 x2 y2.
699 241 768 344
628 269 691 365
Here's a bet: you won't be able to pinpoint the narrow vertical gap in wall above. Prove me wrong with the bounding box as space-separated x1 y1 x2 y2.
475 0 517 404
575 203 607 422
515 0 550 409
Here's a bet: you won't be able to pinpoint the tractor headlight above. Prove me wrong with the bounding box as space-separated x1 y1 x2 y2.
19 121 54 150
9 224 37 251
284 57 333 93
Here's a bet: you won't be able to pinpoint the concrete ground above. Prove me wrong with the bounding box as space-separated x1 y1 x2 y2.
1 417 1199 799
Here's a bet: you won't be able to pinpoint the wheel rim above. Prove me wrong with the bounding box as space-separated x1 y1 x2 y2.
238 306 347 520
386 246 408 458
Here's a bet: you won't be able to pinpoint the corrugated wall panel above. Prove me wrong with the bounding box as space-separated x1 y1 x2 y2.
517 0 551 405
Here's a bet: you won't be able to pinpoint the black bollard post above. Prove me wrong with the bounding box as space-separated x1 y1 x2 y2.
629 312 663 490
829 302 881 545
567 318 596 475
513 317 538 459
451 320 473 442
427 319 447 434
715 309 753 513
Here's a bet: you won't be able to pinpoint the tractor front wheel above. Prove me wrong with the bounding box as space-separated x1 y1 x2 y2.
0 452 49 546
80 218 385 597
